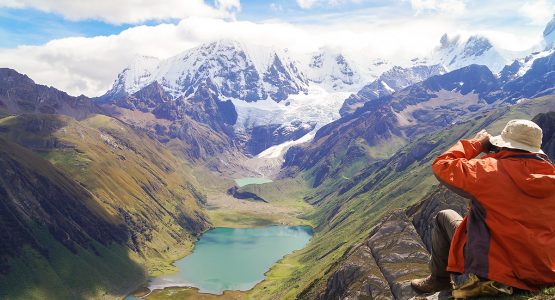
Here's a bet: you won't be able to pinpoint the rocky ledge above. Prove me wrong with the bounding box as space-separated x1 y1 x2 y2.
318 185 468 300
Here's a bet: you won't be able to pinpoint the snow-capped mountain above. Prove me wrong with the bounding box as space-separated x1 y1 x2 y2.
97 17 555 157
420 34 508 73
496 15 555 85
99 39 359 155
339 64 446 116
543 14 555 50
337 33 514 116
103 40 309 103
501 50 555 103
103 55 160 100
303 48 362 90
499 48 555 83
300 48 394 92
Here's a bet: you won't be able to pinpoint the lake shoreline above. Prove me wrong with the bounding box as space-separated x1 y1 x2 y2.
130 225 313 299
128 175 314 299
234 177 274 187
127 221 314 298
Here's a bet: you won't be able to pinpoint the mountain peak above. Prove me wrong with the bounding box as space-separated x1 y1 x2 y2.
0 68 35 85
430 33 506 72
202 39 245 53
304 47 362 90
462 35 493 57
0 68 94 119
101 38 309 104
439 34 460 49
437 33 492 53
544 14 555 37
544 14 555 49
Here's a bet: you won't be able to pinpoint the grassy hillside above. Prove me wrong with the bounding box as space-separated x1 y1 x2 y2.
248 96 555 299
0 137 145 299
0 113 211 298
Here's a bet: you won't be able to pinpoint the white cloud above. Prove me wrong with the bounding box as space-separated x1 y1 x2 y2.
0 0 237 24
519 0 555 25
409 0 466 15
297 0 317 8
0 18 316 97
0 4 545 98
0 16 456 97
270 3 284 12
0 23 196 96
296 0 361 9
215 0 241 12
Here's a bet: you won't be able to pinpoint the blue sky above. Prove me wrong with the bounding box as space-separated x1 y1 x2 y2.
0 0 395 47
237 0 391 21
0 8 128 48
3 0 551 48
0 0 553 97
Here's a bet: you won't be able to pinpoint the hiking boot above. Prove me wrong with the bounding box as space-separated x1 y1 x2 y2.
411 275 452 293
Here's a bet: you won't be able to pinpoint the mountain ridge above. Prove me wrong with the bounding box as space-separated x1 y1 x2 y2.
283 52 555 182
0 112 211 299
100 39 309 103
1 17 555 300
0 68 95 120
250 94 555 299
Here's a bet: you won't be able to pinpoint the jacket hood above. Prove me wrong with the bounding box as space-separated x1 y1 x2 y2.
495 151 555 198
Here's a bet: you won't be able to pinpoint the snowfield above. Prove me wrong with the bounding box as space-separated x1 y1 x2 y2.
230 84 352 131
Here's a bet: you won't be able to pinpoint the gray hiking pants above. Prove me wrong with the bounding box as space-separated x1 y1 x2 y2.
430 209 463 279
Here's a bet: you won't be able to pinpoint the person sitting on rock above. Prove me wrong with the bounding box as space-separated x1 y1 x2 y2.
411 119 555 295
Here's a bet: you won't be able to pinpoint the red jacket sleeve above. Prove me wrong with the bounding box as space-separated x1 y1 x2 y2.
432 139 484 194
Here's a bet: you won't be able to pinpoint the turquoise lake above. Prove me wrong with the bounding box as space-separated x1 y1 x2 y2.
234 177 273 187
148 226 313 294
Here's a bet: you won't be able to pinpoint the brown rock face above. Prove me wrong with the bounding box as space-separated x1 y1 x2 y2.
283 102 401 186
0 68 95 119
320 244 393 300
532 112 555 159
318 185 468 300
366 211 430 300
97 80 238 161
410 187 468 252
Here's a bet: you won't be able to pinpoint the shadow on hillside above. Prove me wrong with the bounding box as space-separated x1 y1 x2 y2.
0 136 146 299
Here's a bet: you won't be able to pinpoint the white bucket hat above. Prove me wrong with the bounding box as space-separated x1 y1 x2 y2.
490 119 544 154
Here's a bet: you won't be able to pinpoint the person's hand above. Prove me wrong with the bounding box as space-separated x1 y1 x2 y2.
473 129 492 153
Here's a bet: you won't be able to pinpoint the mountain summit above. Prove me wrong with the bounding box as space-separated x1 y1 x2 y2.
544 14 555 49
102 40 309 103
99 40 360 155
425 34 507 72
304 47 362 91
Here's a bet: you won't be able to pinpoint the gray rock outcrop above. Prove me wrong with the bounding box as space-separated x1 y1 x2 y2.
319 185 468 299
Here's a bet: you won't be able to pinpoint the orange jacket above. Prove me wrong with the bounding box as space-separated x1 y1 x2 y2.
432 139 555 291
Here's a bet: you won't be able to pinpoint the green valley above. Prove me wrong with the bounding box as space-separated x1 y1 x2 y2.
246 95 555 299
2 72 555 300
1 10 555 299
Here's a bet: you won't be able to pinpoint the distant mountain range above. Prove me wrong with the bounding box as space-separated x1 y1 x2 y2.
1 16 553 162
0 68 95 119
284 48 555 183
93 15 555 156
100 40 309 103
1 15 555 300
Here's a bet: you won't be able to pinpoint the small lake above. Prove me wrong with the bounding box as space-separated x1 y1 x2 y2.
148 226 312 294
234 177 273 187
